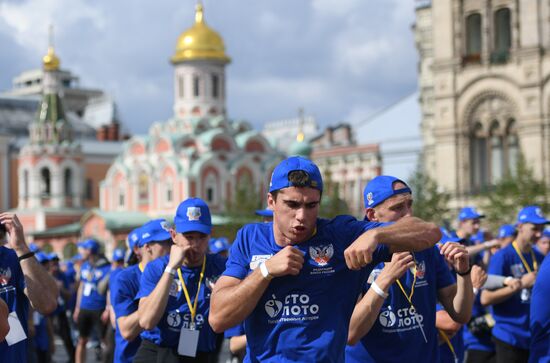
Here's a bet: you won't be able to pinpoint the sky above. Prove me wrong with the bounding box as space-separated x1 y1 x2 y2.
0 0 421 135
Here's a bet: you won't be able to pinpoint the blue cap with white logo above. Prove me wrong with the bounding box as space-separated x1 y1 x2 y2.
139 219 172 247
363 175 411 209
112 248 126 262
458 207 485 221
209 237 230 254
77 239 100 254
269 156 323 193
174 198 212 235
517 205 550 225
498 224 516 238
543 227 550 238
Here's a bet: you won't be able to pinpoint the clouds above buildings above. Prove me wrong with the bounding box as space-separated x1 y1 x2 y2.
0 0 419 134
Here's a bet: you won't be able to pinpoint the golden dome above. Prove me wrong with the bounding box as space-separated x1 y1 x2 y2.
43 46 60 71
171 3 230 64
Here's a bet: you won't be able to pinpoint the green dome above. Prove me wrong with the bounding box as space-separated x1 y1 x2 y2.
289 139 312 158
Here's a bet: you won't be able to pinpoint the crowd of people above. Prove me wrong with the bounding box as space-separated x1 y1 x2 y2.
0 155 548 363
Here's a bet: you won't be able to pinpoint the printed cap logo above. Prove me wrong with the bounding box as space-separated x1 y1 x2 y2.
160 220 170 231
186 207 202 221
367 192 374 206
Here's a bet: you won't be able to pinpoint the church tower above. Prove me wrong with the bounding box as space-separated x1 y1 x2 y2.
171 3 230 118
18 28 84 213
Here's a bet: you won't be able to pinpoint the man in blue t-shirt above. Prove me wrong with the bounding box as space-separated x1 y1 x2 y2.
209 156 442 362
529 252 550 362
73 238 111 363
0 213 59 362
345 175 473 363
481 206 547 363
136 198 227 363
110 221 172 363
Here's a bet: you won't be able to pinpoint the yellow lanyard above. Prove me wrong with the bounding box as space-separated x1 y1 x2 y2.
395 266 417 304
177 256 206 325
138 263 144 273
438 329 458 363
512 241 538 273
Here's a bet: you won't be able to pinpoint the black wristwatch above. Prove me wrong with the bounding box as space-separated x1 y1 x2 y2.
457 265 472 276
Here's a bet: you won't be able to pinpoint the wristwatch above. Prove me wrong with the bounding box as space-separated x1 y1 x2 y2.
164 266 176 276
259 262 273 281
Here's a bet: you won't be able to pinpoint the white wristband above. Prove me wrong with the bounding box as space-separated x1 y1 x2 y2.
371 281 389 299
259 262 273 281
164 266 176 276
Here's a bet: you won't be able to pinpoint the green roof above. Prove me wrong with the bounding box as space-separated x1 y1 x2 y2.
30 222 81 237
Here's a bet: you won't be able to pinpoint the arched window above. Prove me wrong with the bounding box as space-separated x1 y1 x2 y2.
470 122 488 192
193 75 200 97
205 173 217 204
506 120 519 176
178 75 184 98
40 167 51 196
118 188 125 208
465 13 482 59
490 121 504 182
212 74 219 98
64 168 72 196
138 173 149 205
494 8 511 52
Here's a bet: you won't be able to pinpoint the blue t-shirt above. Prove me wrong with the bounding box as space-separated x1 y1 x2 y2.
487 244 544 349
345 246 455 363
529 255 550 362
136 254 227 351
437 304 465 363
52 271 70 315
463 293 494 353
0 246 29 361
223 216 389 363
110 264 142 363
79 260 111 311
33 311 49 351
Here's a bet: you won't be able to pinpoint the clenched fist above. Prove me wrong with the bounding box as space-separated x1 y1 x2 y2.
440 242 470 274
344 230 377 270
265 246 304 277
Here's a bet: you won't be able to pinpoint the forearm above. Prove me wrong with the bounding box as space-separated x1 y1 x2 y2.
20 257 59 314
480 286 518 306
435 310 461 337
209 271 270 333
138 273 172 329
373 217 441 252
75 284 83 311
466 244 488 257
482 274 507 290
450 274 473 324
118 313 142 341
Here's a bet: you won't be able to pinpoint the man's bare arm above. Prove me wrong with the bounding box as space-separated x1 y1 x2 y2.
117 312 142 341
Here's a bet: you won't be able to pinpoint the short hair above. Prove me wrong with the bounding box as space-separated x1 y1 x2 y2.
270 170 321 200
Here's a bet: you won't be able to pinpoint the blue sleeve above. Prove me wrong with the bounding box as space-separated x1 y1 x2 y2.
223 228 250 280
135 260 164 300
111 271 137 318
434 247 456 289
488 250 506 276
328 215 389 248
224 323 245 338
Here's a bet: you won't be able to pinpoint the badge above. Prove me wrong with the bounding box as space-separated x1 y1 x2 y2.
177 326 199 357
5 311 27 346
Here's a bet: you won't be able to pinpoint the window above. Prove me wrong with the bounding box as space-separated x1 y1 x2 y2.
178 75 184 98
40 167 51 196
166 183 173 205
506 121 519 176
464 13 482 64
64 168 72 196
23 170 29 199
193 75 200 97
212 74 219 98
204 173 217 204
118 189 125 208
490 122 504 182
138 174 149 204
492 8 511 64
86 179 93 200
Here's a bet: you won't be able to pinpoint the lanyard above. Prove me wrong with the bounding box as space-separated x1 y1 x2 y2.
438 329 458 363
138 263 144 273
177 256 206 326
512 241 538 273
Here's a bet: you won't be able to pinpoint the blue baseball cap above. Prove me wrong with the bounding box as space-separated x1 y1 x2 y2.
269 156 323 193
29 243 40 252
517 205 550 225
48 252 59 261
112 248 125 262
458 207 485 221
255 209 273 218
439 227 462 244
543 227 550 238
139 219 172 247
363 175 411 209
77 239 100 254
35 252 50 263
127 227 142 251
498 224 516 238
209 237 230 254
71 253 82 262
174 198 212 235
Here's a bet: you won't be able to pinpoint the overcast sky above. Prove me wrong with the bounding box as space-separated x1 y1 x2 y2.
0 0 420 136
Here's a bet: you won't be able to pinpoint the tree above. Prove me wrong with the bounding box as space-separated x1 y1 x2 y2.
482 154 548 229
319 165 350 219
407 167 450 226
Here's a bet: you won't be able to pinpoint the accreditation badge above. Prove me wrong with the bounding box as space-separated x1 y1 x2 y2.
5 311 27 346
177 325 199 357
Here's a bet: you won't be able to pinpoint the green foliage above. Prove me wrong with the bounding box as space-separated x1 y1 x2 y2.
319 167 349 219
482 155 548 229
220 181 264 241
407 167 450 226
